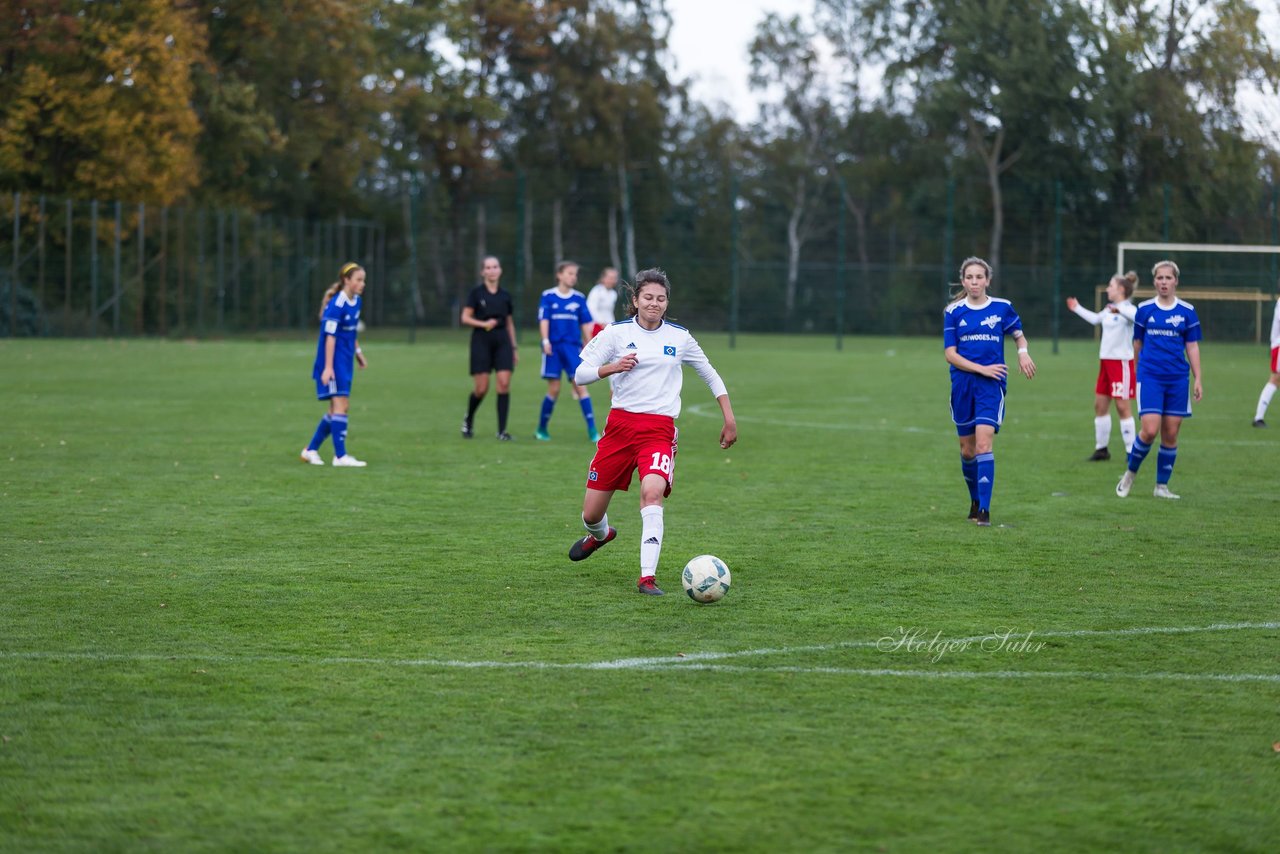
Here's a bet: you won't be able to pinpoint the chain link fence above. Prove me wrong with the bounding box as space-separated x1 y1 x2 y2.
4 172 1278 344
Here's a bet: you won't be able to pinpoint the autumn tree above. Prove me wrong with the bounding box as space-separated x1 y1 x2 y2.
0 0 204 203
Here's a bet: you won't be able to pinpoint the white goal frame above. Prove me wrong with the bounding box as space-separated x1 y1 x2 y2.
1100 242 1280 343
1117 241 1280 278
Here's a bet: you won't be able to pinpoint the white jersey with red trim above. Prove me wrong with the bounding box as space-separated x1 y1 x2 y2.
1070 299 1136 360
576 317 727 418
1269 297 1280 348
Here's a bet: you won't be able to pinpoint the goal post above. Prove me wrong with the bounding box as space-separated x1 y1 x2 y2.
1103 241 1280 343
1116 241 1280 285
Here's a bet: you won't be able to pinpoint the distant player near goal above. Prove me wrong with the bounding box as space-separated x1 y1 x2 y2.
1251 296 1280 427
566 268 737 596
535 261 599 442
1116 261 1203 500
1065 271 1139 461
586 266 619 339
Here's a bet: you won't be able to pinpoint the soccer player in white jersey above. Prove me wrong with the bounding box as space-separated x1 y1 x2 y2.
1251 296 1280 427
536 261 599 442
586 266 619 339
566 269 737 596
1066 271 1139 460
943 257 1037 527
301 262 369 467
1116 261 1203 500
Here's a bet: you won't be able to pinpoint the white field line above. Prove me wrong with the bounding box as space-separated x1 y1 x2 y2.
641 665 1280 683
587 621 1280 668
683 402 1280 446
2 622 1277 683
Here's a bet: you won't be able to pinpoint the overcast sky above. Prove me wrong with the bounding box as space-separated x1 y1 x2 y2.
664 0 811 124
662 0 1280 144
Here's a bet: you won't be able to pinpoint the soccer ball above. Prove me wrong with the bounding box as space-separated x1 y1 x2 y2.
681 555 731 603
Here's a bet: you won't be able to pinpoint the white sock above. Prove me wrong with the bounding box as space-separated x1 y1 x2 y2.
1257 384 1277 421
1094 415 1112 450
639 505 664 578
1119 417 1136 453
583 513 609 541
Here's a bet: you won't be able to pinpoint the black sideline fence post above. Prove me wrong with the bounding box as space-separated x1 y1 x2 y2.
1052 181 1062 355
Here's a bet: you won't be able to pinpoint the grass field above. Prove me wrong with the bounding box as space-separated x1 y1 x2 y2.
2 329 1278 852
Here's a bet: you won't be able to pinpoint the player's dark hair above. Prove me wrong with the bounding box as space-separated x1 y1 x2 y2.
320 262 362 317
625 268 672 318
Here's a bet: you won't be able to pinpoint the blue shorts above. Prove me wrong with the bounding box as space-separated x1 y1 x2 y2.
541 341 584 380
1136 376 1192 417
950 373 1005 436
315 370 353 400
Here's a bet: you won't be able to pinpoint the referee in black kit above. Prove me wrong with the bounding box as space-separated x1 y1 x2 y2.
460 255 520 440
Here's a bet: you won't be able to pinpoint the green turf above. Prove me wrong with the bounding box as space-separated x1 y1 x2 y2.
1 330 1277 852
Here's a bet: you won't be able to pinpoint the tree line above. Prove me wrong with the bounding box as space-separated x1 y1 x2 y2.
2 0 1278 333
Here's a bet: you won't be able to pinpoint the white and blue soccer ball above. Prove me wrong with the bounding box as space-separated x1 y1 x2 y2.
681 555 731 603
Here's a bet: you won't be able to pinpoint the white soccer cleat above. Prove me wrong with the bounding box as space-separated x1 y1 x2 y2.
332 454 367 467
300 448 325 466
1115 470 1134 498
1152 484 1180 500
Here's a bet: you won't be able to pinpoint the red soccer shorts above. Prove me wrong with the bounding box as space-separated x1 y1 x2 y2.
590 323 607 339
1095 359 1136 399
1270 346 1278 373
586 409 678 495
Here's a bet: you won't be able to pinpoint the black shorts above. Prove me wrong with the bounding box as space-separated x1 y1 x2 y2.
470 330 514 374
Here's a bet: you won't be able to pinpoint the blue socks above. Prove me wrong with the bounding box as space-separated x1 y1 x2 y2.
1127 436 1152 473
1156 445 1177 484
307 414 332 451
961 455 978 502
975 452 995 511
331 414 349 457
540 395 597 435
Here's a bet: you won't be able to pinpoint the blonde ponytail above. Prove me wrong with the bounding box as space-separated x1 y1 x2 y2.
319 262 362 318
318 282 342 318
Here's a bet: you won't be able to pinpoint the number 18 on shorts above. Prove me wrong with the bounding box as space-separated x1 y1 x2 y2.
586 410 678 495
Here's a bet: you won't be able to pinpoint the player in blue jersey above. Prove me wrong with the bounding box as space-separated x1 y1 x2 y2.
535 261 600 442
461 256 519 440
301 262 368 467
943 257 1037 527
1116 261 1203 499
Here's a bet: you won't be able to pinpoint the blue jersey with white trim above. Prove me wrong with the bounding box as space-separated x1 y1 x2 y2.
1133 298 1201 380
313 291 361 378
943 297 1023 385
538 288 592 344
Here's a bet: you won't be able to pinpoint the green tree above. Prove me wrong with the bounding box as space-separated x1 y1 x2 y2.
847 0 1096 275
1090 0 1280 241
191 0 384 215
748 13 840 321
